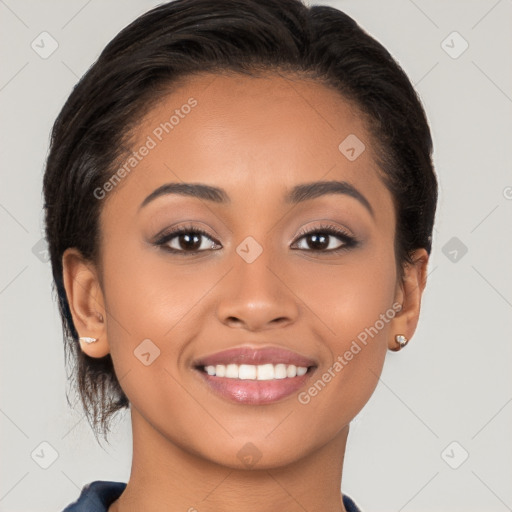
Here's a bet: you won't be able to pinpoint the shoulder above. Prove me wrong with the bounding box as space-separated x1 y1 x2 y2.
61 480 126 512
343 493 364 512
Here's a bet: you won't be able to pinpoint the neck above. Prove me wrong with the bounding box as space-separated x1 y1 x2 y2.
110 407 350 512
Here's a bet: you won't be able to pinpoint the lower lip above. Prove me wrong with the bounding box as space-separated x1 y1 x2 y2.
195 368 315 405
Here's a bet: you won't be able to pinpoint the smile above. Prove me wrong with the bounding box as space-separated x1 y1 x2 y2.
201 363 309 380
193 346 317 404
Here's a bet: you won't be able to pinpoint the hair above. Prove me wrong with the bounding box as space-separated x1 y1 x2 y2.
43 0 437 442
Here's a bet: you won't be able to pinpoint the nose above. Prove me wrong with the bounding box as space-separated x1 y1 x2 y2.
215 247 300 332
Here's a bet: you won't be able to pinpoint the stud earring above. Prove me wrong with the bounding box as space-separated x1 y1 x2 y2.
394 334 409 350
79 337 98 344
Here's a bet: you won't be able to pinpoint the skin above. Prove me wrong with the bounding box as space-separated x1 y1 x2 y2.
62 71 429 512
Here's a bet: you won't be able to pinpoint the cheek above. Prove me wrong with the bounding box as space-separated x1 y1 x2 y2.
101 240 208 340
293 244 398 342
99 246 206 428
99 241 227 398
290 248 397 418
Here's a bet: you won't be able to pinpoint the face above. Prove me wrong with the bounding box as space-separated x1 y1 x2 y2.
66 71 426 469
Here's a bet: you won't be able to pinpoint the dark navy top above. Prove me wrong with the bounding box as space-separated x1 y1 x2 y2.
61 480 363 511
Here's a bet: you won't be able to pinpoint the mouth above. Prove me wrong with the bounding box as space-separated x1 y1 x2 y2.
192 346 317 405
198 362 311 379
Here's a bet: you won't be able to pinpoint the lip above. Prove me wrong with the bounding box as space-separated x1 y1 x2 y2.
192 346 317 405
193 346 317 367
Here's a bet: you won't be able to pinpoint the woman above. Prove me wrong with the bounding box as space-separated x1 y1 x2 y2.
43 0 437 510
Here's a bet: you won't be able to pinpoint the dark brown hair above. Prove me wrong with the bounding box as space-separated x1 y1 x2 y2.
43 0 437 442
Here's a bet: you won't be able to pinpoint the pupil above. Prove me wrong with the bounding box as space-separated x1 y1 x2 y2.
309 233 328 250
180 233 201 250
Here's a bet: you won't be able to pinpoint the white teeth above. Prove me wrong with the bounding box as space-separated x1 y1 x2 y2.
286 364 297 378
239 364 257 380
226 364 238 378
203 363 309 380
257 363 274 380
274 363 287 379
297 366 308 376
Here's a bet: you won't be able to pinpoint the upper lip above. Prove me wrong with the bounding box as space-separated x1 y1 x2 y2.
193 346 317 368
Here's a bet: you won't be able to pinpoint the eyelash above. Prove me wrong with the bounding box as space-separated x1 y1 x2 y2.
154 222 359 256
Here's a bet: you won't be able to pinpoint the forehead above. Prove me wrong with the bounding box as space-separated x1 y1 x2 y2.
101 72 393 225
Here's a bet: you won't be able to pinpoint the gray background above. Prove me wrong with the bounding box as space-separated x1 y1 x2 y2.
1 0 511 511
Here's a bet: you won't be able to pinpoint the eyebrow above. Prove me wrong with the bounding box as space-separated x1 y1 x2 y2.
139 180 374 217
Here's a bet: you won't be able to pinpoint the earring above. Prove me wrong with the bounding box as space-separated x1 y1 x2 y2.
79 337 98 344
394 334 409 350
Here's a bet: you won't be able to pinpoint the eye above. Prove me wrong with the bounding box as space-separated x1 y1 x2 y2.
153 222 358 256
292 223 358 253
154 224 220 254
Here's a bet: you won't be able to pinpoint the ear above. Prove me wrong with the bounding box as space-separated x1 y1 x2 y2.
388 248 429 351
62 248 110 358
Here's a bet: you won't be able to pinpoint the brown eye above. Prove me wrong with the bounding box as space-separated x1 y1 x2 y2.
301 232 336 251
155 226 220 254
292 224 358 253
